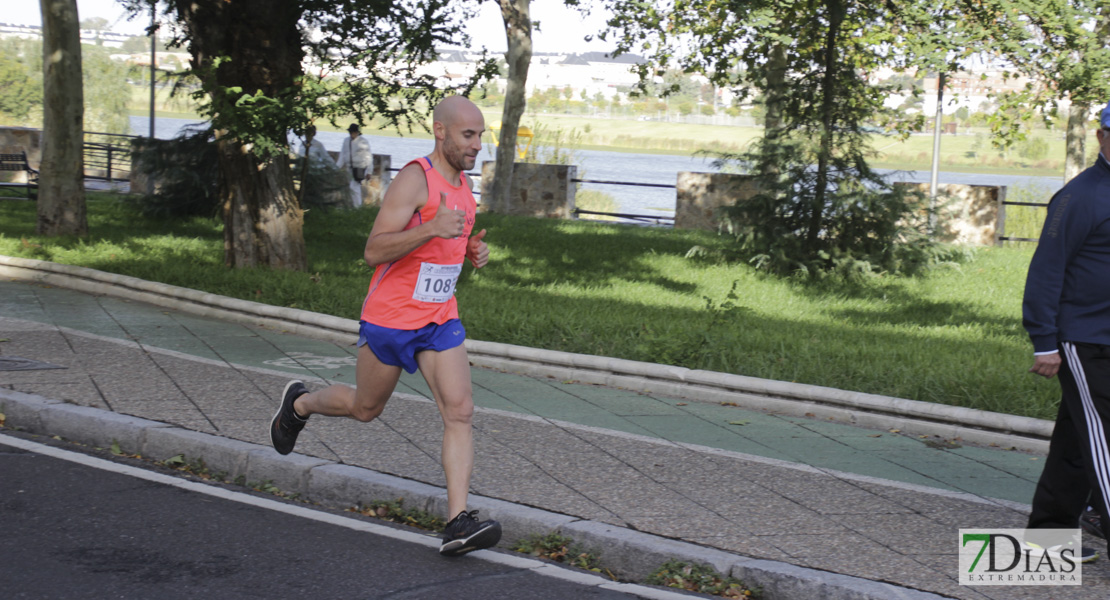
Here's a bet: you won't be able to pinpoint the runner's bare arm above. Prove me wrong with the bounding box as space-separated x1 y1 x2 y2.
364 164 466 266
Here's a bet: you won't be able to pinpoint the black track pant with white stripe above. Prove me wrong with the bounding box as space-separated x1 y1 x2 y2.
1028 341 1110 542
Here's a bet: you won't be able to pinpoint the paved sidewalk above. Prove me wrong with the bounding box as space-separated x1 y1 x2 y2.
1 277 1106 599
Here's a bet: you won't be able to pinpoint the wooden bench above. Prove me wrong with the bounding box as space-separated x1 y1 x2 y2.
0 152 39 200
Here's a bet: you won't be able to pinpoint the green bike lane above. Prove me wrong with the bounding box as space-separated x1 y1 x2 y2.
0 278 1045 507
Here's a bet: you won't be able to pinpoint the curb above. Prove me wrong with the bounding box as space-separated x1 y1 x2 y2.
0 254 1052 453
0 389 947 600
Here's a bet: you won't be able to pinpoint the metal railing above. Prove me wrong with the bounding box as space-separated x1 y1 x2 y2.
385 168 678 225
995 199 1048 244
83 131 135 182
570 177 675 225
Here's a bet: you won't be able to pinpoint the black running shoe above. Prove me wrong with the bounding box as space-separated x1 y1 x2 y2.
439 510 502 557
270 380 308 455
1081 508 1105 540
1025 540 1100 563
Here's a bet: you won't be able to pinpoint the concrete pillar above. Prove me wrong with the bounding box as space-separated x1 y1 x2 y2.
894 182 1005 246
674 172 760 230
129 137 159 195
479 161 576 218
361 154 392 206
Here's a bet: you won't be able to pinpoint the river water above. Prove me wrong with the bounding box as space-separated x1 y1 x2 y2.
131 116 1066 219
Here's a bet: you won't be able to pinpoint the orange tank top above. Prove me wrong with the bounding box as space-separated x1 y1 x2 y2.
360 157 476 330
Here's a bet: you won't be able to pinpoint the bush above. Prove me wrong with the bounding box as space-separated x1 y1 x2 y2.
129 126 220 218
1018 136 1049 162
713 132 954 279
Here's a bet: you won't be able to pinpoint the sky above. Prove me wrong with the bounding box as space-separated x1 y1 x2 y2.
7 0 617 54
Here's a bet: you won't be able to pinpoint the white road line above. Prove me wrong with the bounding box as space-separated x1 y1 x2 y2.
0 432 693 600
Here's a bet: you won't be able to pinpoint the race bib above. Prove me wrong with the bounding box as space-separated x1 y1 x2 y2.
413 262 462 303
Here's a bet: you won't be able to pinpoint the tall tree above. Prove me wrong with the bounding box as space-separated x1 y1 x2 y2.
958 0 1110 181
601 1 948 275
38 0 87 237
123 0 494 270
487 0 532 213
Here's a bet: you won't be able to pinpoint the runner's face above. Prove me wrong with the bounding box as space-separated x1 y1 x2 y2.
443 112 485 173
1100 128 1110 160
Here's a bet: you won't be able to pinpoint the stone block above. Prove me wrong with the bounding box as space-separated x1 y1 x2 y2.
480 161 576 218
675 171 760 230
895 182 1004 246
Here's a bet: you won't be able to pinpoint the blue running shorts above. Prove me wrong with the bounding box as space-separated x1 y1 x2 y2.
357 319 466 374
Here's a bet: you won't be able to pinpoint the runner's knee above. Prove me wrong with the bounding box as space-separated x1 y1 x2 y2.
350 401 386 421
350 399 385 423
440 394 473 426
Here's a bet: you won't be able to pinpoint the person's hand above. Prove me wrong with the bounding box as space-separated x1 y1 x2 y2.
1029 352 1061 379
467 229 489 268
429 192 466 239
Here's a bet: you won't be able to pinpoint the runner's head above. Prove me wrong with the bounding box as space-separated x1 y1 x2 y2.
433 96 485 175
1099 100 1110 160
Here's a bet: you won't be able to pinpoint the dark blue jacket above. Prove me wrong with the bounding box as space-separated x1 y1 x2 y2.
1023 154 1110 353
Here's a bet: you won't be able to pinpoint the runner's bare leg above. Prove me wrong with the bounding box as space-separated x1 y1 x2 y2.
294 344 399 421
416 344 475 518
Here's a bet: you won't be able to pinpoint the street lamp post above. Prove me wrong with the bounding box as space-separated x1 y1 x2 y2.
148 2 156 139
928 71 946 235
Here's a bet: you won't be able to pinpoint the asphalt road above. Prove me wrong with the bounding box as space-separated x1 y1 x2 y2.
0 431 677 600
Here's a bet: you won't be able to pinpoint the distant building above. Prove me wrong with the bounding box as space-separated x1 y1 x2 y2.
0 23 134 48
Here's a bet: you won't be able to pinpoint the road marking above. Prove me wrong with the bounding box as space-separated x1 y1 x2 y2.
0 432 693 600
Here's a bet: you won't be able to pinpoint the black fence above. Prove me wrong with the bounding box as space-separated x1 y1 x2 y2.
571 177 676 225
83 131 135 183
995 199 1048 244
385 167 679 226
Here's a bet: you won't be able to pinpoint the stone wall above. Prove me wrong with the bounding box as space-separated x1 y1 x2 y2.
674 172 760 231
479 161 576 218
674 175 1005 246
895 182 1004 246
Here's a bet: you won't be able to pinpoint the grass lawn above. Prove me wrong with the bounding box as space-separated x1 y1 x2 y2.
0 191 1059 421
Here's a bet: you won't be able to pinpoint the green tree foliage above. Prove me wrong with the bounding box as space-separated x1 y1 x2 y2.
0 38 43 124
119 0 496 270
81 46 131 135
956 0 1110 179
0 37 132 135
600 0 966 276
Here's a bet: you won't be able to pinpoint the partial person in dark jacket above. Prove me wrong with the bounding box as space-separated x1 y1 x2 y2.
1023 100 1110 560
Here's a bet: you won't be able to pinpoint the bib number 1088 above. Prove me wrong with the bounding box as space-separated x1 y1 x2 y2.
413 262 462 303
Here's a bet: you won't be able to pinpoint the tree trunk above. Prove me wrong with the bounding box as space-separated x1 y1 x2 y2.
38 0 86 237
763 44 787 135
1064 100 1088 183
489 0 532 213
807 0 845 249
173 0 307 270
219 138 305 269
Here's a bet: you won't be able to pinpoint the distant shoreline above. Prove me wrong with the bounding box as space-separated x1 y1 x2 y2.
126 109 1068 179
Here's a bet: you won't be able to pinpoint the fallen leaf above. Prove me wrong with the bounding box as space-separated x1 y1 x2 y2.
889 429 901 433
869 434 882 438
729 420 750 426
676 402 687 406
